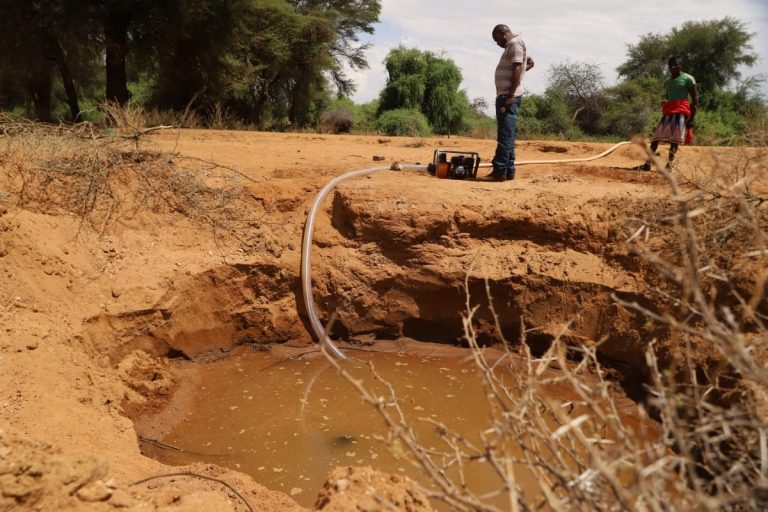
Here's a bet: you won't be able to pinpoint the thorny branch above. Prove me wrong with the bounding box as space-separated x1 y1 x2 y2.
0 110 269 244
326 139 768 510
130 471 253 512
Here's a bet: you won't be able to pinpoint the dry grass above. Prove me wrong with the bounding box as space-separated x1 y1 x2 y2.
326 140 768 511
0 107 264 241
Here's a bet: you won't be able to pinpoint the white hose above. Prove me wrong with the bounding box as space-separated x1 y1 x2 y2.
479 140 632 167
301 141 631 359
301 164 426 359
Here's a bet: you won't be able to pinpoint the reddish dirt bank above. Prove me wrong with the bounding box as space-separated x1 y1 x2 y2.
1 129 765 510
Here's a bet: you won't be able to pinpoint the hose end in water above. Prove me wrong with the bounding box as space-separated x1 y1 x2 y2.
323 336 348 360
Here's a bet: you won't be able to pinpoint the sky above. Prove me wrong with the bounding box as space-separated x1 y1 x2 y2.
347 0 768 114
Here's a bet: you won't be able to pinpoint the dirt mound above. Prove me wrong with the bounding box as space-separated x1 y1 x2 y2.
314 466 431 511
0 426 302 512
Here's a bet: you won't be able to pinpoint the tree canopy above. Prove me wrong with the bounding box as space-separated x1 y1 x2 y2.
0 8 763 144
546 60 605 128
617 17 758 107
378 46 471 135
0 0 381 126
518 16 763 143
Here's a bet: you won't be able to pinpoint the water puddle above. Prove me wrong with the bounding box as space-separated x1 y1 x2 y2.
139 345 638 508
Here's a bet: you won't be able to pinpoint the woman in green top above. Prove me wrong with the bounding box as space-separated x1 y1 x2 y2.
637 56 698 171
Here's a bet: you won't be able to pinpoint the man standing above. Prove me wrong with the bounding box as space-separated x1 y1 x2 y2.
486 24 534 182
637 55 698 171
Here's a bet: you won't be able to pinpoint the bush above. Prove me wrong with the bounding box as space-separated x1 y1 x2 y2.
353 100 379 134
205 103 243 130
375 108 432 137
319 107 354 134
598 77 660 139
522 88 579 139
599 100 658 139
737 105 768 146
466 116 496 139
694 108 746 145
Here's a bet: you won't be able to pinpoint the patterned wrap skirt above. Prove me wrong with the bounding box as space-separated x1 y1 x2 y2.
651 113 689 144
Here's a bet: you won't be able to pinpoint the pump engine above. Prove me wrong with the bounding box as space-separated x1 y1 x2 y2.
426 149 480 180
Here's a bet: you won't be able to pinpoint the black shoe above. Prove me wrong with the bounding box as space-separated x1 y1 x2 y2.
632 162 651 171
506 174 515 180
481 170 506 181
478 173 506 182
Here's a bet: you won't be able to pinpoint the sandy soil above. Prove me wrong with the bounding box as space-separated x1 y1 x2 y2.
0 128 765 511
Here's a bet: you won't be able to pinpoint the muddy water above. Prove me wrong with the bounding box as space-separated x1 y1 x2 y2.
144 348 562 508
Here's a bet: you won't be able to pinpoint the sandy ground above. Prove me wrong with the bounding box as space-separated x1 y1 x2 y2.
0 128 765 511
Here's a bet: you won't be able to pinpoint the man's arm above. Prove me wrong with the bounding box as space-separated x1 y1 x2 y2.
526 56 534 71
504 62 523 106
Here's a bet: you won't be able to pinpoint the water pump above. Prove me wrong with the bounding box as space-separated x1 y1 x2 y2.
427 149 480 180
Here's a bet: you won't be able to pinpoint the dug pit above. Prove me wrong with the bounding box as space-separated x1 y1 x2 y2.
83 166 673 506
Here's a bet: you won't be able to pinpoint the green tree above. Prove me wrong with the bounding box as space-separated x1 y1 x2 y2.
285 14 337 126
546 60 605 126
617 17 758 108
0 1 54 120
149 0 254 112
224 0 302 126
599 76 661 138
289 0 381 95
422 53 471 135
0 0 101 121
0 0 381 128
242 0 382 127
378 47 429 112
378 47 472 135
521 88 579 139
198 0 381 128
355 99 379 133
86 0 175 105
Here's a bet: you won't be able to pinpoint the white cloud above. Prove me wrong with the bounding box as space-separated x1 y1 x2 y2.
349 0 768 113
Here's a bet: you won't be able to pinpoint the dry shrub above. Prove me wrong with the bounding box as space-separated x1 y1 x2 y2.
319 108 354 134
102 100 149 137
327 141 768 510
142 108 204 129
738 107 768 148
618 142 768 507
206 103 244 131
0 111 262 240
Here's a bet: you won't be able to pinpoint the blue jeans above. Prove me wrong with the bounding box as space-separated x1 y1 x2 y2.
492 95 521 179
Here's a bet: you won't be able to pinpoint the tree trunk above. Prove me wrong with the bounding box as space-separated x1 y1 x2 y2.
288 87 298 126
253 75 280 127
289 78 311 127
571 105 585 122
29 68 53 122
49 36 81 121
104 8 131 105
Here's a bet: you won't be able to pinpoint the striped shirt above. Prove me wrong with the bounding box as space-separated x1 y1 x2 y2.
495 33 527 97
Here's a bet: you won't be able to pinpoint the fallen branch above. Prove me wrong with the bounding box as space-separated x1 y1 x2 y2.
130 471 253 512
